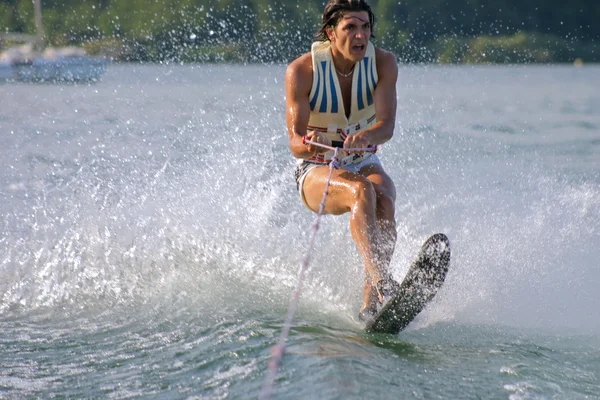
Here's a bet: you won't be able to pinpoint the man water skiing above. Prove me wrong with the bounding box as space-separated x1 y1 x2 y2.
286 0 399 321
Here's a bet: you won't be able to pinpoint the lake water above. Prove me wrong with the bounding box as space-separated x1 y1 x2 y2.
1 63 599 399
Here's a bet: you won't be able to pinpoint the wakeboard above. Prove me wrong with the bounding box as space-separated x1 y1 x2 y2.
365 233 451 334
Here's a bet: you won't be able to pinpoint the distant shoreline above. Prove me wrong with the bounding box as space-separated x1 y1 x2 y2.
3 33 598 66
93 33 599 65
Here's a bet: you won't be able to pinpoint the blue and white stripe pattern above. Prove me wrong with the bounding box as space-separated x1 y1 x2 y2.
358 56 377 110
310 55 377 113
310 60 338 113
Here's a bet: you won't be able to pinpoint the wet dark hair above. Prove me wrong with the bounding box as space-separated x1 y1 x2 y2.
315 0 376 42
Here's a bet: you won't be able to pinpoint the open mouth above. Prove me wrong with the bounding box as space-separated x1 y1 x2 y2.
352 43 365 52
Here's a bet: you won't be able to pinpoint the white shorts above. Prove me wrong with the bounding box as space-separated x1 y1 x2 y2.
294 154 383 207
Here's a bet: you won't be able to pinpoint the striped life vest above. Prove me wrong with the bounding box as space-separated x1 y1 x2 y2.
304 40 378 165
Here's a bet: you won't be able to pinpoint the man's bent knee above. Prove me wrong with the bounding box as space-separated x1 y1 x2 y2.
350 178 377 208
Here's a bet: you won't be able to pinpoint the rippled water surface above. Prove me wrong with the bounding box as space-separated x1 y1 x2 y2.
1 64 599 399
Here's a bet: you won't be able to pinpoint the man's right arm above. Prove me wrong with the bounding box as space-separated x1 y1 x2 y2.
285 54 321 158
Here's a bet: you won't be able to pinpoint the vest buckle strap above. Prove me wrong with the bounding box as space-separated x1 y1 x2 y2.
344 118 369 136
340 153 371 167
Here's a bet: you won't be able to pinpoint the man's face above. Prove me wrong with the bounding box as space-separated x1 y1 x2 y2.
328 11 371 62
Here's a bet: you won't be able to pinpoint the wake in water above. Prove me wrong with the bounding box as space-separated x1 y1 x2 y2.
2 112 599 337
1 65 600 399
0 65 598 337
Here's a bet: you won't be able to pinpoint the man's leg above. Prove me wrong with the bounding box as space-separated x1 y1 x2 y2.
301 167 385 308
360 163 398 312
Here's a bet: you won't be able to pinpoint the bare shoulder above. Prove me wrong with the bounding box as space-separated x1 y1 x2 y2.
374 47 398 78
286 52 313 84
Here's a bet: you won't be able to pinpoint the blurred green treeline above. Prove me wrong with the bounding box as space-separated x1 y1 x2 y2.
1 0 598 63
